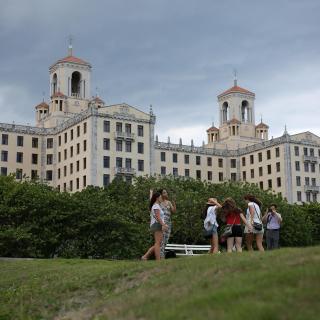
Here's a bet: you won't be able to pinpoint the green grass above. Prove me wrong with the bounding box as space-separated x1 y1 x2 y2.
1 247 320 320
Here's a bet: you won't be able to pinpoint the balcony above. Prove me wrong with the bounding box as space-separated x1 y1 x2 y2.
114 131 135 140
115 167 136 175
303 155 318 163
304 185 320 193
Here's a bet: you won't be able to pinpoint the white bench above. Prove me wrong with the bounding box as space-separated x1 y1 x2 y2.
165 244 211 256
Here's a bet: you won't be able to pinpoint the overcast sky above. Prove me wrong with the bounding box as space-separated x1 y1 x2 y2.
0 0 319 145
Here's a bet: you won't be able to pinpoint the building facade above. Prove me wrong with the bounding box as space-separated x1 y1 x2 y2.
0 49 319 203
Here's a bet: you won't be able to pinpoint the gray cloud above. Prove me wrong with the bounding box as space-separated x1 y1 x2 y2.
0 0 319 144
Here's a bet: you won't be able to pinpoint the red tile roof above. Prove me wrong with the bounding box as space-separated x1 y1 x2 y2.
207 126 219 132
256 122 269 129
218 85 255 97
51 91 66 98
50 55 91 68
35 101 49 109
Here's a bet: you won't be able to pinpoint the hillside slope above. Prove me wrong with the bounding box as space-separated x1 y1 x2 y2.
1 247 320 320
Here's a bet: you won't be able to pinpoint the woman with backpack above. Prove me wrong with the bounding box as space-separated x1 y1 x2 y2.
142 191 168 261
203 198 222 254
243 194 265 252
221 198 251 252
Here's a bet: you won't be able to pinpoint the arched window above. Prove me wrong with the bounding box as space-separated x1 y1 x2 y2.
71 71 81 97
241 100 249 122
52 73 57 95
222 102 229 123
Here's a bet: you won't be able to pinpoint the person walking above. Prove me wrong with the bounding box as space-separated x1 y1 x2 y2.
221 198 251 252
142 192 168 261
262 204 282 250
203 198 222 254
157 189 176 259
244 194 264 252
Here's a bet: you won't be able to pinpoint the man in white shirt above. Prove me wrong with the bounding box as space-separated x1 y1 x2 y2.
262 204 282 250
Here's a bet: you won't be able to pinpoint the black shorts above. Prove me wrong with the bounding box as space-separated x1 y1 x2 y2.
229 225 243 238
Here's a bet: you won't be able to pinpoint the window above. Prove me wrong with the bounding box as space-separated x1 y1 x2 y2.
1 134 8 145
275 147 280 157
46 170 53 181
305 177 310 186
58 168 61 179
306 192 311 202
230 159 237 168
242 157 246 166
64 149 67 160
185 169 190 177
138 125 144 137
259 167 263 176
161 166 166 175
116 140 122 152
242 171 246 181
250 155 254 164
17 136 23 147
31 170 37 180
47 154 53 165
83 175 87 188
125 141 132 152
304 162 309 172
64 132 67 143
196 170 201 179
83 158 87 170
1 167 7 176
103 156 110 168
138 160 144 171
218 158 223 168
196 156 201 165
295 161 300 171
103 138 110 150
116 122 122 132
312 178 316 186
104 121 110 132
32 137 38 148
69 180 73 192
116 157 122 168
297 191 302 202
258 152 262 162
16 169 23 180
231 173 237 181
1 151 8 162
63 183 66 192
173 153 178 163
77 125 80 137
125 176 132 184
251 169 254 178
304 147 308 156
267 164 272 174
47 138 53 149
70 163 73 174
259 181 263 190
267 150 271 160
219 172 223 181
125 123 131 133
83 140 87 152
173 168 178 176
276 162 281 172
311 163 315 172
296 176 301 186
70 146 74 158
207 157 212 166
76 160 80 172
58 135 61 146
268 179 272 189
32 154 38 165
294 146 299 156
64 166 67 177
125 158 132 169
161 152 166 162
83 122 87 134
103 174 110 186
71 129 74 140
16 152 23 163
138 142 144 154
184 155 189 164
58 152 61 162
207 171 212 181
277 177 281 187
312 193 317 202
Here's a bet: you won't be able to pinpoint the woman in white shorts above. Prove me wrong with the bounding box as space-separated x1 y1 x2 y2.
243 194 264 252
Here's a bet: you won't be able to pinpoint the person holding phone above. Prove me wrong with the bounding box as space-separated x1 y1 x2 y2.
262 204 282 250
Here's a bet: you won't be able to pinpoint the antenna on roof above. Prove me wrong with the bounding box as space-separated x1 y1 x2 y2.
42 91 45 102
233 68 237 86
68 35 73 56
95 86 99 97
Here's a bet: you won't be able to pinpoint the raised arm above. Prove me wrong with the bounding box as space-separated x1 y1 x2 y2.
262 209 269 224
274 211 283 223
149 189 153 201
169 200 177 214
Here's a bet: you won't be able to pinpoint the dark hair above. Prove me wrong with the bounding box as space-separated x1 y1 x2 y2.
157 189 165 195
222 198 242 214
244 194 262 208
150 192 161 210
270 203 277 208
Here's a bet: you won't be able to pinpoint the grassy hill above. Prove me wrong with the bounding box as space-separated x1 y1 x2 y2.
1 247 319 320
